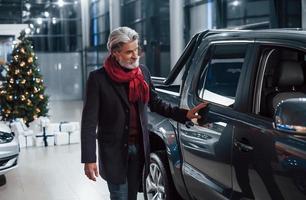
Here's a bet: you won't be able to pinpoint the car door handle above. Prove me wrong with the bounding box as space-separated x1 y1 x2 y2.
185 121 194 128
234 139 253 152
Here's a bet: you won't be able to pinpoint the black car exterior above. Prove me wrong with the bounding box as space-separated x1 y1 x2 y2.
143 29 306 200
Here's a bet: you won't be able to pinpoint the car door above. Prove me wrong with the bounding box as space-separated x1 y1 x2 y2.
178 41 253 200
229 42 306 200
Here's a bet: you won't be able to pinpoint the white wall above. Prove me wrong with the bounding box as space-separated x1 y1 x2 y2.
0 24 28 39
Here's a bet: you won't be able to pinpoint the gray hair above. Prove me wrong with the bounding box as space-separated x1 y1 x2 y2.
107 27 139 52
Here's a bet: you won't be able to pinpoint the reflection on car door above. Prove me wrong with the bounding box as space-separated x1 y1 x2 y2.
178 43 250 199
178 107 234 200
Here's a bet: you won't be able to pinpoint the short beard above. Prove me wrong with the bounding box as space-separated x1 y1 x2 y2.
118 57 140 69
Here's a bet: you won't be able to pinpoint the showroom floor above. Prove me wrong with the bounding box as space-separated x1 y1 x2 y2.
0 100 144 200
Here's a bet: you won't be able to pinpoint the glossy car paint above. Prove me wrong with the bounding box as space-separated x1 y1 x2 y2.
148 30 306 200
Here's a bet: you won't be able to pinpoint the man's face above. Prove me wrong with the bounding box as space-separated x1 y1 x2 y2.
113 40 139 69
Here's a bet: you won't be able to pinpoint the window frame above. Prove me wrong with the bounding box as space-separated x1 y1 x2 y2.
194 41 251 107
253 41 306 117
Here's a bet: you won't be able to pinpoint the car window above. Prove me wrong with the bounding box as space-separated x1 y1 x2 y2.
197 44 247 106
256 46 306 117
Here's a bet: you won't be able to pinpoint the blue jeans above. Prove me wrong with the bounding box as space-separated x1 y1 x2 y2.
107 144 142 200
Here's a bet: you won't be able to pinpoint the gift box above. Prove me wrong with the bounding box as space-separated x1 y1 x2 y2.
11 120 34 148
18 135 34 148
35 135 55 147
59 122 80 144
54 131 69 145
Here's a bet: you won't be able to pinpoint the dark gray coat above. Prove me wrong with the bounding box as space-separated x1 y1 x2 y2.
81 65 188 184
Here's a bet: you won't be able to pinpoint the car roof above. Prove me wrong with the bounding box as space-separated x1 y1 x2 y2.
199 29 306 43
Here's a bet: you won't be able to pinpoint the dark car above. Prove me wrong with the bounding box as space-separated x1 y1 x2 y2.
142 29 306 200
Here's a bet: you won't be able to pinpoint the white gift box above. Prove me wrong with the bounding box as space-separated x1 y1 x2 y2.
60 122 79 132
18 135 34 148
35 135 55 147
11 120 34 148
68 130 80 144
54 132 69 145
46 123 61 135
59 122 80 144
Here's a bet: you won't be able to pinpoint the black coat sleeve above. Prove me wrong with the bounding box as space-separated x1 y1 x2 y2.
143 66 189 124
81 71 100 163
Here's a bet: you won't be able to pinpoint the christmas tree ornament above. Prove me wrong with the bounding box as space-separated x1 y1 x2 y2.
20 48 25 54
9 78 14 83
39 94 44 99
20 62 26 67
21 95 26 101
21 79 26 84
15 69 20 75
36 78 41 83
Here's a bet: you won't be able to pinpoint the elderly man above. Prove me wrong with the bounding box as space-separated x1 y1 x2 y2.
81 26 207 200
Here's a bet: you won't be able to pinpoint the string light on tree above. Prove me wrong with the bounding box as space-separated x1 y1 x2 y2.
28 57 33 63
20 62 26 67
20 48 25 54
27 69 32 75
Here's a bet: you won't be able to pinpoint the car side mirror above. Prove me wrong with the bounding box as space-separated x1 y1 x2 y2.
274 98 306 135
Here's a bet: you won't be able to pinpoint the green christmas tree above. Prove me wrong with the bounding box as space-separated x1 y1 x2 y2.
0 31 49 124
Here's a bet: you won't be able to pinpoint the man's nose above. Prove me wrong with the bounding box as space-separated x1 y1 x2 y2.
132 51 138 58
132 52 138 59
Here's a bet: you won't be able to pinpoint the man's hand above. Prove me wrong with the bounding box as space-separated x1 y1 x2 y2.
84 163 99 181
186 101 209 120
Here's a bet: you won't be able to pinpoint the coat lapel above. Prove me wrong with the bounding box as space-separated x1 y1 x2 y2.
111 82 130 108
104 71 130 108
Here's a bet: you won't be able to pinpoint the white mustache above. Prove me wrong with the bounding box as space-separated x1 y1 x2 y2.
119 57 140 69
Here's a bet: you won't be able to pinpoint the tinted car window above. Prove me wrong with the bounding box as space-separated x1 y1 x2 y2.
198 44 247 106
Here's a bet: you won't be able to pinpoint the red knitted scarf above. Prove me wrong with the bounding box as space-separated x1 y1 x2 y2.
104 55 149 103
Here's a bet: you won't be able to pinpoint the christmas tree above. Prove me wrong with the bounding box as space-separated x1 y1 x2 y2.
0 31 49 125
